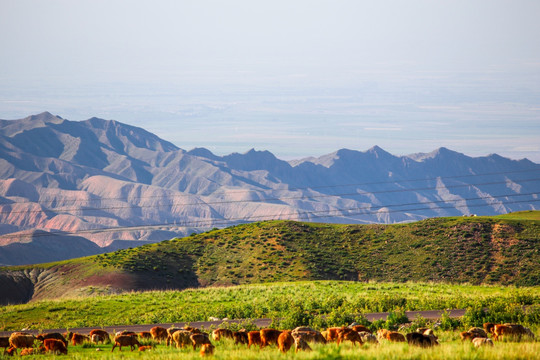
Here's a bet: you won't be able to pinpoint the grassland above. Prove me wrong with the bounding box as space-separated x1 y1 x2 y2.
1 281 539 331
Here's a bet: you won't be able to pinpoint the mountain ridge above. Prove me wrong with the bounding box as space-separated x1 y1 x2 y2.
0 112 539 265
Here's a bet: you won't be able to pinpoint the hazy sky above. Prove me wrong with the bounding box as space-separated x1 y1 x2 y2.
1 0 540 161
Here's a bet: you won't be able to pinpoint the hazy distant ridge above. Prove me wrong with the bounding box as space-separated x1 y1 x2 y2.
0 112 538 265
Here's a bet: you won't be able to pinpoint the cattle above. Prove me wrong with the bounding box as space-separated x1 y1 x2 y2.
0 336 10 353
36 332 68 347
468 327 488 339
385 331 406 342
44 338 68 355
138 345 154 351
20 347 44 356
260 328 282 347
8 333 36 354
493 323 534 341
483 323 496 335
116 331 137 336
292 330 327 344
172 330 193 349
294 337 312 352
89 329 110 344
233 329 249 345
71 333 90 345
277 331 294 353
166 328 182 346
351 325 371 333
406 332 435 348
138 331 152 339
150 326 168 342
111 335 140 352
326 327 346 342
359 331 379 344
212 328 234 341
247 331 262 348
336 328 363 346
377 329 390 341
190 333 212 351
200 343 215 357
472 337 494 348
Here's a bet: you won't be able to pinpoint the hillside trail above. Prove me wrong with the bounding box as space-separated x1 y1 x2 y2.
0 309 466 336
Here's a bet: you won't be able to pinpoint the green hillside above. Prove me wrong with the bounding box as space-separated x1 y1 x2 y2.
1 211 539 304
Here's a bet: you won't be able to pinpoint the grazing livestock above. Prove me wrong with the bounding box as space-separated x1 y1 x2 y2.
71 333 90 345
89 329 109 344
111 335 140 352
472 337 494 348
172 330 193 349
190 334 212 351
8 333 36 354
483 323 496 335
116 331 137 337
352 325 371 333
326 327 345 342
20 347 45 356
44 339 68 355
277 331 294 353
150 326 168 342
260 328 282 347
337 328 362 346
212 328 234 341
36 333 68 347
406 332 435 348
200 343 215 357
294 337 312 352
468 327 488 339
1 336 10 353
359 331 379 344
233 330 249 345
377 329 391 341
493 323 534 341
138 345 154 351
166 328 182 346
293 330 327 344
386 331 406 342
139 331 152 339
247 331 262 348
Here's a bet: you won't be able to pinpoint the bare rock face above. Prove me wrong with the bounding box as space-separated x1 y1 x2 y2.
0 112 539 266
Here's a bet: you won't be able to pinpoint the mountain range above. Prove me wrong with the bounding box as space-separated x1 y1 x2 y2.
0 112 539 265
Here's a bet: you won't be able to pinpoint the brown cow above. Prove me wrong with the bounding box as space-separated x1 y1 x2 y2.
138 345 154 351
247 331 262 348
36 333 68 347
376 329 390 341
190 334 212 350
150 326 168 342
8 333 35 354
337 328 362 346
212 328 234 341
44 339 68 354
0 336 10 353
468 327 488 339
260 328 282 347
277 331 294 353
326 327 346 342
71 333 90 345
200 343 215 357
351 325 371 333
111 335 140 352
89 329 109 344
166 328 182 346
233 330 249 345
483 322 495 335
172 330 192 349
386 331 406 342
294 337 312 352
293 330 327 344
139 331 152 339
20 347 45 356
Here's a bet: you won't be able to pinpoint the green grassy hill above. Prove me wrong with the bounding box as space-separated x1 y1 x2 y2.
1 211 539 304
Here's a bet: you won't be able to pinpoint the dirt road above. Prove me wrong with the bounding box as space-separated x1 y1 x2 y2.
0 309 466 337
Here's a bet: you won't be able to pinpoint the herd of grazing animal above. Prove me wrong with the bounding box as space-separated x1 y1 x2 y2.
0 321 535 356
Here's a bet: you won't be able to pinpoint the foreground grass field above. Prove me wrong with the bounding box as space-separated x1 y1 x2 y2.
1 281 539 331
1 336 538 360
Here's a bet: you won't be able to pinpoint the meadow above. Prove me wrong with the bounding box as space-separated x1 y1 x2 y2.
1 281 539 331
